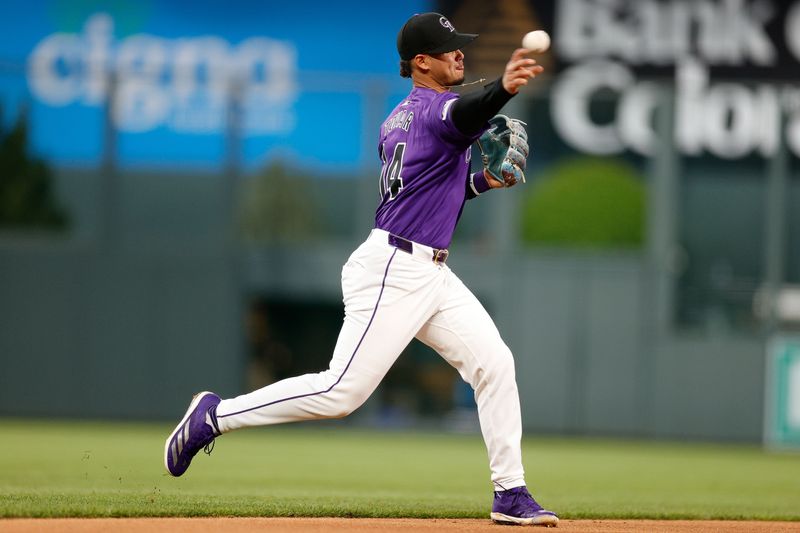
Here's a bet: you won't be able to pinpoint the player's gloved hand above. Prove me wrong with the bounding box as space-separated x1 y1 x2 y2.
476 115 528 188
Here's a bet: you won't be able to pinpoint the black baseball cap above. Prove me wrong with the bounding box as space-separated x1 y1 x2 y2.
397 13 478 60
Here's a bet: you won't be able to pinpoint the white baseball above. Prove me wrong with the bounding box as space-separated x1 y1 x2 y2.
522 30 550 53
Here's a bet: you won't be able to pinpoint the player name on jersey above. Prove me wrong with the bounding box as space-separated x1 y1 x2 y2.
383 108 415 135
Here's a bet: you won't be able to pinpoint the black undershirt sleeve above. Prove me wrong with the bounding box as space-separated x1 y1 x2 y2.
449 77 515 136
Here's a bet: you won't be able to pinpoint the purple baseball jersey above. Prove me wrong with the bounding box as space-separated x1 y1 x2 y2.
374 87 486 250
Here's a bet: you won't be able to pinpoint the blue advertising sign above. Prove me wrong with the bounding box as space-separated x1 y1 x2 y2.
0 0 428 171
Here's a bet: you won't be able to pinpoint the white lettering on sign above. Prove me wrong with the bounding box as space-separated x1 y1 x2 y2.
26 13 298 135
557 0 777 66
551 60 633 154
552 0 800 160
553 59 800 159
786 1 800 62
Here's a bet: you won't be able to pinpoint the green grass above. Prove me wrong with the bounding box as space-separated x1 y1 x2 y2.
1 419 799 520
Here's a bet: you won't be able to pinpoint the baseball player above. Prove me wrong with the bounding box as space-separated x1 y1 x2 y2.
165 12 558 527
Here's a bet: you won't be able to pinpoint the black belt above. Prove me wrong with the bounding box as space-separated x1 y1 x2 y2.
388 234 449 265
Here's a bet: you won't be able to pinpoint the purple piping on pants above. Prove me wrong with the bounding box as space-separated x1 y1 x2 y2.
218 248 398 419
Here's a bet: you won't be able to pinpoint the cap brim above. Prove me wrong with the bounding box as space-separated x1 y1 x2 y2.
423 32 478 55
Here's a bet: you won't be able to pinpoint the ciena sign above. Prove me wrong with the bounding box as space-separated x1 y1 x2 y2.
552 0 800 159
27 13 298 134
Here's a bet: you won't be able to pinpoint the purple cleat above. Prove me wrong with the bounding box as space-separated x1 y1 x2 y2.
491 486 559 527
164 391 221 477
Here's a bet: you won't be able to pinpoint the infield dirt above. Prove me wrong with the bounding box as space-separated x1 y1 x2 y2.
3 518 800 532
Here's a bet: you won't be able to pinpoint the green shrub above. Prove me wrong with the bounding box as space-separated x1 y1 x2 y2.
520 157 645 248
238 161 318 243
0 109 69 230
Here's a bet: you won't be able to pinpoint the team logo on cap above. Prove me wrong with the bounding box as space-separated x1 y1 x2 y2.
439 16 455 32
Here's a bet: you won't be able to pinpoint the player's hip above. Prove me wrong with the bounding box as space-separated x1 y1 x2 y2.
341 229 447 295
366 228 450 266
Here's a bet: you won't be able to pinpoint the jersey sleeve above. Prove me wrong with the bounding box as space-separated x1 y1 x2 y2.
466 170 492 200
426 92 485 147
450 78 515 136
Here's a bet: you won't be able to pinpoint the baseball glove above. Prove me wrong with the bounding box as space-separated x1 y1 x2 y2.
476 114 529 187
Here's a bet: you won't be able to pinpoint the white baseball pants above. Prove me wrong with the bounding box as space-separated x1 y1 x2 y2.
215 229 526 489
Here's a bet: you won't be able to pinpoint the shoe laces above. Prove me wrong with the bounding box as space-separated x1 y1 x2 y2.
203 439 215 455
498 486 540 510
203 405 220 456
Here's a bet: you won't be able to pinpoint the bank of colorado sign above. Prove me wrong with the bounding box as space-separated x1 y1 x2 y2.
552 0 800 159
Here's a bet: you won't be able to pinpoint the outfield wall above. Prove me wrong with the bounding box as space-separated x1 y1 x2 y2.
1 0 798 442
0 221 767 442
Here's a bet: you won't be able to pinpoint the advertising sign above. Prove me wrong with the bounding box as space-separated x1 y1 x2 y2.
765 336 800 448
551 0 800 159
0 0 426 169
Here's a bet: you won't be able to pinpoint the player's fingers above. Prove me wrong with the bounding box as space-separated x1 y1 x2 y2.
513 78 530 89
508 68 534 80
507 62 542 80
483 169 505 188
511 67 543 84
502 62 542 93
506 71 536 86
507 58 538 71
510 69 539 83
510 47 532 61
518 62 543 74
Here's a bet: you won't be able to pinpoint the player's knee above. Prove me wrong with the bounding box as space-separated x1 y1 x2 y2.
329 396 366 418
327 388 371 418
483 346 516 385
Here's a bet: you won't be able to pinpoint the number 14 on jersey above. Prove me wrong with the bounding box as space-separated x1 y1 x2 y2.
379 142 406 200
